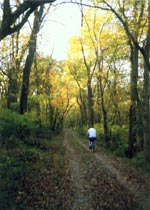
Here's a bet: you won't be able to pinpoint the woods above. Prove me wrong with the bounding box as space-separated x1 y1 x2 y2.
1 1 150 209
0 0 150 171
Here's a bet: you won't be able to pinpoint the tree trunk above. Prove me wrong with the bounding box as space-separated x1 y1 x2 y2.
81 42 95 127
76 89 88 128
7 67 18 109
99 75 110 146
143 41 150 163
7 32 21 110
128 45 139 158
142 2 150 164
96 57 109 145
87 77 94 127
143 59 150 163
20 6 44 114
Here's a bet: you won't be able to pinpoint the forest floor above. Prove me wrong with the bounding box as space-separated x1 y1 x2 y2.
63 129 150 210
2 129 150 210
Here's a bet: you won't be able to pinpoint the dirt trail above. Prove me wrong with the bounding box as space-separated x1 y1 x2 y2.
64 130 93 210
63 129 150 210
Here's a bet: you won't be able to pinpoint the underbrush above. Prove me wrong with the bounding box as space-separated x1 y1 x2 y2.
0 111 73 210
130 152 150 172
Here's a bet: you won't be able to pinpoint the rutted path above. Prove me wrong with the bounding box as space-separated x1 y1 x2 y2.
64 130 93 210
64 129 150 210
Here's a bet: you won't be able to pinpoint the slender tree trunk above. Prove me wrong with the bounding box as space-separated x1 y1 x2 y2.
7 67 18 109
143 58 150 163
97 55 110 146
99 75 110 146
81 42 95 127
87 77 94 127
7 32 21 110
20 6 44 114
142 2 150 163
144 38 150 162
77 89 88 127
128 45 139 157
143 39 150 163
80 5 95 127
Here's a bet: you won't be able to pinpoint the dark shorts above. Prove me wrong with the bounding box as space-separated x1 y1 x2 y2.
88 137 96 142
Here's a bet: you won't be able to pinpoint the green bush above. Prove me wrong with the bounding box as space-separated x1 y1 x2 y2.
110 125 128 147
0 110 30 142
94 123 104 141
130 152 150 171
0 110 51 147
113 140 128 157
108 125 128 157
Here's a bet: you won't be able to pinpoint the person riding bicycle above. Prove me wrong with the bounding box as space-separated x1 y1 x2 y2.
87 127 97 151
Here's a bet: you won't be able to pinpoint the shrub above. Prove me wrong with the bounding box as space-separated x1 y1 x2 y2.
110 125 128 147
130 152 150 171
0 110 30 145
113 140 128 157
0 109 53 150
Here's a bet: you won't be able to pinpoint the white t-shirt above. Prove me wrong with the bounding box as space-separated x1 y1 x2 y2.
88 128 96 138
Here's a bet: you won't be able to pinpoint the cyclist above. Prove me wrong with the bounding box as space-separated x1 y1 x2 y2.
87 127 97 152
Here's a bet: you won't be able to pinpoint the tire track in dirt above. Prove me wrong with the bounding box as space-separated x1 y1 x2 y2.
80 140 141 195
64 130 93 210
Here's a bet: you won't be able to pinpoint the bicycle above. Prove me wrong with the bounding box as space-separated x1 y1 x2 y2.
89 141 95 152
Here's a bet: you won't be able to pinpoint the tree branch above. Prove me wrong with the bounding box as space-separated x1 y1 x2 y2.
0 0 56 41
